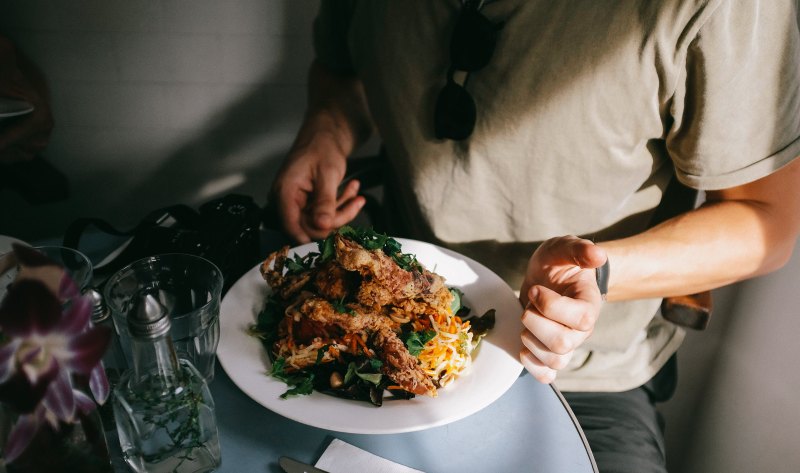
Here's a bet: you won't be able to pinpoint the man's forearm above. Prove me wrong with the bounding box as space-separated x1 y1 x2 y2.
291 60 373 159
599 158 800 301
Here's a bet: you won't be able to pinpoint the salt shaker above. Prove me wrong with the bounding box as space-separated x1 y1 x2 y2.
88 287 129 436
113 294 221 473
88 288 128 387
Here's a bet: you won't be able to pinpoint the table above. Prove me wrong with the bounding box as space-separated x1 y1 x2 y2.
30 231 597 473
210 366 597 473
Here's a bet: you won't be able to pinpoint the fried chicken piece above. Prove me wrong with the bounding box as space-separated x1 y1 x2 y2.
260 246 312 300
295 297 395 333
373 327 437 397
394 285 454 319
313 260 353 301
334 235 445 307
295 297 436 396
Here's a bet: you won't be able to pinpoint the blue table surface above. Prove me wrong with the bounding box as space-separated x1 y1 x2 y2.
209 366 596 473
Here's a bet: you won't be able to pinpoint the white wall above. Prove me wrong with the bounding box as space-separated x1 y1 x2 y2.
0 0 315 241
663 239 800 473
2 2 799 472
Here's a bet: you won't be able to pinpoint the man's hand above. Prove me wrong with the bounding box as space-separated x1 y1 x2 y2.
519 236 607 384
271 136 365 243
271 60 373 244
0 37 53 164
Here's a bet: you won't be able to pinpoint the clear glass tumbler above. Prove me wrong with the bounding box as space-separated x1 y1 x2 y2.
35 245 94 290
1 245 93 301
103 253 223 382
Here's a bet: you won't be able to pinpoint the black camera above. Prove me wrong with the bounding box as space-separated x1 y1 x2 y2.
65 193 263 293
197 194 262 292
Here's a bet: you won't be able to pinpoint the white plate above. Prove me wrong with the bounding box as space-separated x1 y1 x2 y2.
1 235 29 301
0 98 34 118
0 235 27 255
217 238 524 434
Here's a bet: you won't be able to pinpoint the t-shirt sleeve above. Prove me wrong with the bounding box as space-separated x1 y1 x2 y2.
667 0 800 190
313 0 357 74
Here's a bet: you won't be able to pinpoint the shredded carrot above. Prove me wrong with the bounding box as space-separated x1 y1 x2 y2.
354 334 372 356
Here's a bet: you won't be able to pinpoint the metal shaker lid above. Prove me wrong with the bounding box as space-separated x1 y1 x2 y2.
87 287 110 323
128 293 171 339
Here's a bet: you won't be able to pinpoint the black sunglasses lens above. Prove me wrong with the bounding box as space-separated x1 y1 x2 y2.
436 3 501 140
450 8 499 71
435 81 477 140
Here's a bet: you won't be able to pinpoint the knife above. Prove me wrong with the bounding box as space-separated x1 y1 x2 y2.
279 456 330 473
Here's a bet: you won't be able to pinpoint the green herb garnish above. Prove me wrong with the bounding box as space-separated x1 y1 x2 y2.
248 295 284 354
330 225 422 272
332 296 356 316
280 374 315 398
403 329 437 357
271 357 316 398
318 235 336 262
284 252 320 274
344 361 383 386
368 358 383 371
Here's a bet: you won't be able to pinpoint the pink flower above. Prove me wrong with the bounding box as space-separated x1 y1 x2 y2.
0 244 111 463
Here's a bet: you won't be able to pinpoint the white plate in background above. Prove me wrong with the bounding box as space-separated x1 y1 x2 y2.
1 235 29 301
0 98 34 119
217 238 524 434
0 235 27 255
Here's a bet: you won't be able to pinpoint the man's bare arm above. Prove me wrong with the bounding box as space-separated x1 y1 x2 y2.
271 60 374 243
600 156 800 301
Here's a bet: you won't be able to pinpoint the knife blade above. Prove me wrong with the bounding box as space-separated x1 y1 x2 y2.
279 456 330 473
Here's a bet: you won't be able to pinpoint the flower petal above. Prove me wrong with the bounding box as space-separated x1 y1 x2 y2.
0 339 21 383
66 325 111 374
0 279 61 336
41 365 76 423
89 364 110 405
4 412 41 463
73 388 97 415
58 272 80 300
19 345 43 365
56 293 91 335
0 370 51 413
10 243 52 267
20 349 57 387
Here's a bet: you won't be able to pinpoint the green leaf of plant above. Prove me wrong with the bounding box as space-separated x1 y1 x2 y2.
404 330 436 357
270 357 288 381
280 373 315 398
318 235 336 262
355 371 383 386
344 362 357 385
449 287 464 314
368 358 383 371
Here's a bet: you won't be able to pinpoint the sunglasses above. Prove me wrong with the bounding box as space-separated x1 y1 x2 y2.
434 0 504 141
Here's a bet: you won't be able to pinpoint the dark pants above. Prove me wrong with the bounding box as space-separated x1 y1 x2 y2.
563 356 677 473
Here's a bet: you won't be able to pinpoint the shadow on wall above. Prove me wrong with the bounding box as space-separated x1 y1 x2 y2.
0 1 314 240
101 1 311 228
114 78 296 218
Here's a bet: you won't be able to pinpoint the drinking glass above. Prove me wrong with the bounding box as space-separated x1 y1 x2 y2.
103 253 223 382
0 245 93 301
36 245 94 290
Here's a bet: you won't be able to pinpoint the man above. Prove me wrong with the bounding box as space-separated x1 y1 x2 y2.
270 1 800 471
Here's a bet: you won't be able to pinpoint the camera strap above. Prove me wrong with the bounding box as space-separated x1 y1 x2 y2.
63 194 263 293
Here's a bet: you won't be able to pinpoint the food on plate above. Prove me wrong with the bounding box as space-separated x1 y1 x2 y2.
248 226 495 406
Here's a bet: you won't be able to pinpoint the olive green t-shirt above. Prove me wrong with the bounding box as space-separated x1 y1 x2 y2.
314 0 800 391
